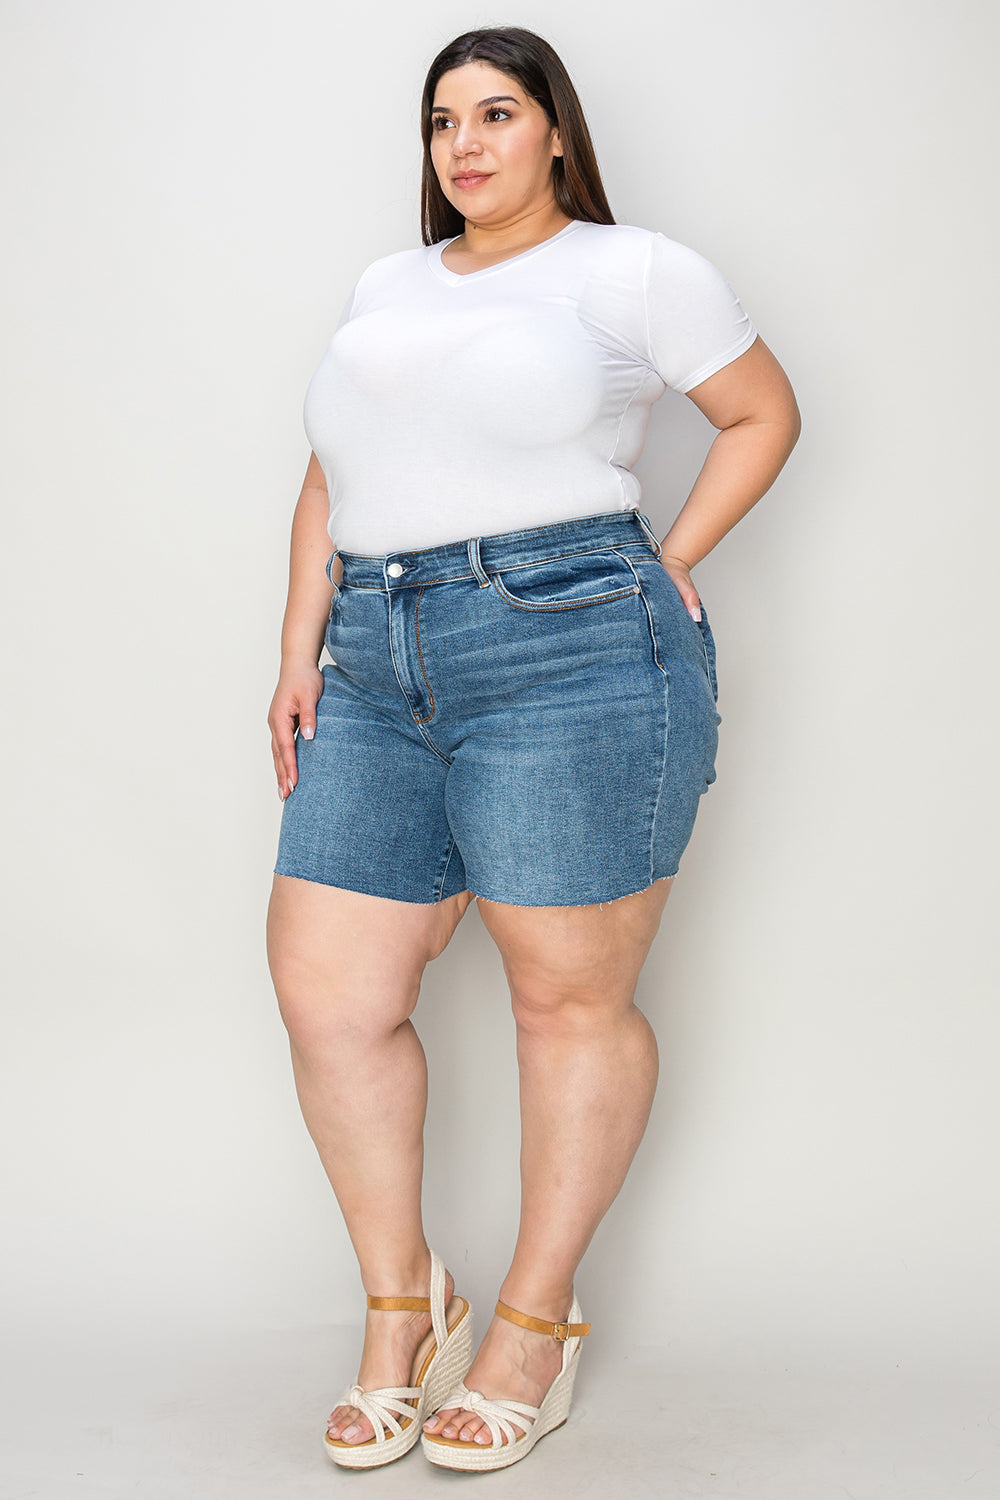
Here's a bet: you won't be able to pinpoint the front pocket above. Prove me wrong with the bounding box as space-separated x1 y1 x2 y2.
489 549 641 612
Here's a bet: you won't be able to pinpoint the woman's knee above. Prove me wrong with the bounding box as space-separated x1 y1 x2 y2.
508 975 637 1038
272 942 424 1050
266 875 466 1048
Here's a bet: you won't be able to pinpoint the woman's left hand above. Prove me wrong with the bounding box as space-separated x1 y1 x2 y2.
659 553 702 622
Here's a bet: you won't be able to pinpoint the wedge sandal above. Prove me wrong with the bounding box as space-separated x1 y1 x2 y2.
421 1295 590 1472
324 1246 473 1470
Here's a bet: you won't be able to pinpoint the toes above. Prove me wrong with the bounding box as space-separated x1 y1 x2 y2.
327 1403 355 1438
424 1407 521 1448
432 1406 469 1438
327 1405 374 1444
423 1405 459 1434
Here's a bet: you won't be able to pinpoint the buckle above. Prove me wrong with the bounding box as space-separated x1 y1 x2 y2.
551 1320 570 1341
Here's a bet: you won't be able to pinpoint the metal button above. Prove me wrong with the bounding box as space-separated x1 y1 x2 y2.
387 562 404 577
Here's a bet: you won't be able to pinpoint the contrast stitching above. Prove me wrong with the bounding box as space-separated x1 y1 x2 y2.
341 531 652 590
385 587 419 729
413 719 452 765
435 835 460 902
647 659 671 888
413 584 436 722
619 554 665 672
618 545 672 888
342 572 475 592
400 572 472 587
490 569 640 613
487 542 636 576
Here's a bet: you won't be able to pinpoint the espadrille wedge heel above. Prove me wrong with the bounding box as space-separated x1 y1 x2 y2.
421 1295 590 1472
324 1247 473 1470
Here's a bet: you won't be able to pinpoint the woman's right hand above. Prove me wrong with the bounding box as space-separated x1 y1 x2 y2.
269 658 324 801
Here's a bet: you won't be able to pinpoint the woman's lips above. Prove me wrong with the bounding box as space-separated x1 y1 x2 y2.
453 173 493 190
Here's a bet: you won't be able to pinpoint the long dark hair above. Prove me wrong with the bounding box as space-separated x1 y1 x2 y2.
419 27 616 245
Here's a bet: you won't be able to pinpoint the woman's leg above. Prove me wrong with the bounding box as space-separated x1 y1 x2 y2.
423 875 672 1445
266 872 474 1444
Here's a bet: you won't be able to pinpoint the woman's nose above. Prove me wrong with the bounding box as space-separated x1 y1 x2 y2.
452 124 482 157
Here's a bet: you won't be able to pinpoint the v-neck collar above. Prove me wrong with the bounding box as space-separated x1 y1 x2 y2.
427 220 583 286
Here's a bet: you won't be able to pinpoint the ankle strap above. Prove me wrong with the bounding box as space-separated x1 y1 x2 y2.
364 1247 449 1353
494 1299 590 1341
366 1295 431 1311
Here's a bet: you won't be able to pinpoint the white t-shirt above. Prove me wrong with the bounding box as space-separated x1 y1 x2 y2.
303 219 758 554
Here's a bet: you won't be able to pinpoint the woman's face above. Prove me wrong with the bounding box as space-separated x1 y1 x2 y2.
429 61 563 225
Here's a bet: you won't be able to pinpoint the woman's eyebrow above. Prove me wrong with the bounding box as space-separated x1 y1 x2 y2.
431 95 520 113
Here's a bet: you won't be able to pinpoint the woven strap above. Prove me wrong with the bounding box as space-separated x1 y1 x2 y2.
434 1382 541 1449
340 1382 421 1444
364 1247 449 1354
494 1299 591 1341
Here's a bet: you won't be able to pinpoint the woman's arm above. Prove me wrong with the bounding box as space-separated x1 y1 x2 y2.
657 335 802 619
268 450 339 801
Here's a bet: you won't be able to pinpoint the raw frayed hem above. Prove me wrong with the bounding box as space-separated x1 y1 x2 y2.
470 873 677 912
273 867 446 905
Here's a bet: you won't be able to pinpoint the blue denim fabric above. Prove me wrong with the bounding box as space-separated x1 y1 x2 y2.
273 507 721 906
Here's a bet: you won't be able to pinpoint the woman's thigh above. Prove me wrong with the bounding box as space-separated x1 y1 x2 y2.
266 874 474 1041
473 876 674 1015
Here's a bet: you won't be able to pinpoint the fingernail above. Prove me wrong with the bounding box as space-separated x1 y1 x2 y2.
301 725 314 739
689 605 702 622
286 779 294 796
278 786 284 801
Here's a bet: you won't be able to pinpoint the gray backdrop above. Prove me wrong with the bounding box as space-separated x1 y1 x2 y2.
2 0 996 1466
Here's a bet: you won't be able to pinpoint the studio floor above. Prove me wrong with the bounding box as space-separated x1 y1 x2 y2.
2 1320 996 1498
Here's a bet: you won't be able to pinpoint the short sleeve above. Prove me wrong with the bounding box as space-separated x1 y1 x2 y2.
643 232 758 394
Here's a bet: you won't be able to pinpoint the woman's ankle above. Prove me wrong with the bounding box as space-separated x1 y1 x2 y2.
359 1241 434 1296
497 1273 575 1322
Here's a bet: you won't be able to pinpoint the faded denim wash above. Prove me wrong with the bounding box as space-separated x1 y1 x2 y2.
273 507 721 906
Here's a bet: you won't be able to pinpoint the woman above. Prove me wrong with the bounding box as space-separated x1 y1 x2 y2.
265 25 800 1475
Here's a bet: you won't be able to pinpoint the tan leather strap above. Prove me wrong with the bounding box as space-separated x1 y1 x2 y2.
494 1299 590 1341
366 1295 431 1311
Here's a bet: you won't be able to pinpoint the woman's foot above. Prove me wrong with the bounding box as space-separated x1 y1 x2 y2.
421 1288 570 1447
327 1259 456 1445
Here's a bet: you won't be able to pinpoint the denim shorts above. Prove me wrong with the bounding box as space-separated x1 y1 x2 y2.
273 507 722 907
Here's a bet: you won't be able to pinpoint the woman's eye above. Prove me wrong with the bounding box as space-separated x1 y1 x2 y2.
431 108 510 131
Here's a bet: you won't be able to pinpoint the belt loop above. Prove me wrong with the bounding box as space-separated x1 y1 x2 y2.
325 547 342 593
467 536 491 587
632 509 662 558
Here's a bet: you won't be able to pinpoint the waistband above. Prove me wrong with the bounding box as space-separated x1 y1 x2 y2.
327 506 663 591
